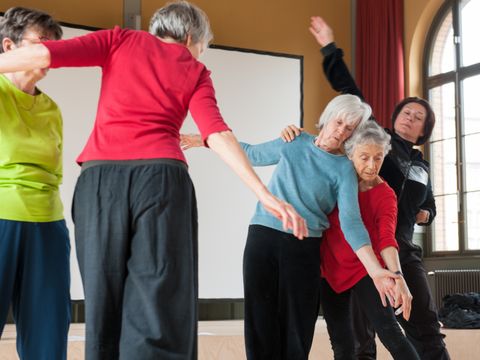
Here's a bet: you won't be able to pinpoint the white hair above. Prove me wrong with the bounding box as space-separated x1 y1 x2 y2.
149 1 213 45
344 120 391 158
316 94 372 130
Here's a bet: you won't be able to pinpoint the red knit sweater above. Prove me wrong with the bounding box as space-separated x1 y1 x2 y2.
321 181 398 293
44 27 230 163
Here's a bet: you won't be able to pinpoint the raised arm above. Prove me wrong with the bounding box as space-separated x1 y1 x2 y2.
0 44 50 72
309 16 365 101
0 28 118 73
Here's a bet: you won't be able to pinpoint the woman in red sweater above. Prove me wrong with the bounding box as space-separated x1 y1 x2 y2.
0 2 308 359
318 120 419 359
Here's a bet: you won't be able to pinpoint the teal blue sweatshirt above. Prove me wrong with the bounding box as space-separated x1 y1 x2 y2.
240 133 370 251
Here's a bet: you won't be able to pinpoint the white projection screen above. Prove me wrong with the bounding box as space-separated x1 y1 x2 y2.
33 24 303 300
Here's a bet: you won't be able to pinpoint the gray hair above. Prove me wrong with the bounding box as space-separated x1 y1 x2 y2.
149 1 213 46
0 7 62 54
316 94 372 131
344 120 391 158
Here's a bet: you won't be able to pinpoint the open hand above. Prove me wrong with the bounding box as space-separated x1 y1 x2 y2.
370 268 400 307
392 277 413 320
281 124 303 142
309 16 335 47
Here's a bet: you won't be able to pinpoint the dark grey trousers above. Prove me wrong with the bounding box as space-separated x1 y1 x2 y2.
352 260 451 360
73 160 198 360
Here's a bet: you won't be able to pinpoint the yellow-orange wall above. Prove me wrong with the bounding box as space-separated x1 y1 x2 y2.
0 0 123 28
1 0 447 130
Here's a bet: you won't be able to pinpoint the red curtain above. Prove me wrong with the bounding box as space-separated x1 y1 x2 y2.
355 0 405 128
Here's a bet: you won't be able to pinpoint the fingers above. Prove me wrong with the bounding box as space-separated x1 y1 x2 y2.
402 292 412 320
387 288 396 307
284 203 308 240
402 299 411 320
265 197 308 240
281 125 302 142
309 16 324 33
281 129 292 142
378 291 387 307
310 16 324 30
308 26 318 38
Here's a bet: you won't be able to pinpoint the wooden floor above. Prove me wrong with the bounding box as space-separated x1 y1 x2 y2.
1 319 479 359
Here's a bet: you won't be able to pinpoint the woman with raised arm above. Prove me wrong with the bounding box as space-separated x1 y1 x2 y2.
281 15 449 360
182 94 403 360
0 2 308 359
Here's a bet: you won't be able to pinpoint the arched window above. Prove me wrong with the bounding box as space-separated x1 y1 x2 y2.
424 0 480 255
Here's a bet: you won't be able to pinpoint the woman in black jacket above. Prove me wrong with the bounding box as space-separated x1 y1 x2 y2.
282 16 450 360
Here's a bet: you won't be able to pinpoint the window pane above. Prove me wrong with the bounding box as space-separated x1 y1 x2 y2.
466 191 480 250
430 139 457 196
429 83 456 142
462 75 480 136
465 133 480 192
429 11 455 76
460 0 480 67
432 194 459 251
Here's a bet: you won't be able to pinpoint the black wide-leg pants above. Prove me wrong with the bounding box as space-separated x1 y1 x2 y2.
243 224 321 360
73 159 198 360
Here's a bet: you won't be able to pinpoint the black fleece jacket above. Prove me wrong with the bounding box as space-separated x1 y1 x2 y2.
321 42 436 264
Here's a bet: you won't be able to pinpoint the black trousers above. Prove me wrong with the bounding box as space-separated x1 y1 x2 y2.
353 260 451 360
243 225 321 360
320 276 419 360
73 160 198 360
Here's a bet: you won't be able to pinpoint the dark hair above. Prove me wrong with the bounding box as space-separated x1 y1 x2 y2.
391 97 435 145
0 7 62 54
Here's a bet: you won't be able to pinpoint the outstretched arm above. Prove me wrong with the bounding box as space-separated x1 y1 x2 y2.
182 133 284 167
0 44 50 73
309 16 366 101
206 131 308 239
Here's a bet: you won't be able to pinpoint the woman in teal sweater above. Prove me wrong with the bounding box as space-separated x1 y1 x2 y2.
181 94 405 359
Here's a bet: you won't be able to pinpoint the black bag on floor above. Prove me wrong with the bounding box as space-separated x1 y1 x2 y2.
439 292 480 329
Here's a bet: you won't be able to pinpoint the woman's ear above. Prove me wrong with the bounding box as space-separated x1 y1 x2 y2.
2 37 17 53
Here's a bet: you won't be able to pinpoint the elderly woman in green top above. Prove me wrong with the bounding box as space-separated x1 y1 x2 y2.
0 7 70 360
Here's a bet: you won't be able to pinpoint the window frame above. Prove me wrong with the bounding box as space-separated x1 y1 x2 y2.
423 0 480 257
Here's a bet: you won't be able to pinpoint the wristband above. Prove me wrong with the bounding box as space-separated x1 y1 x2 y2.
394 270 404 277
